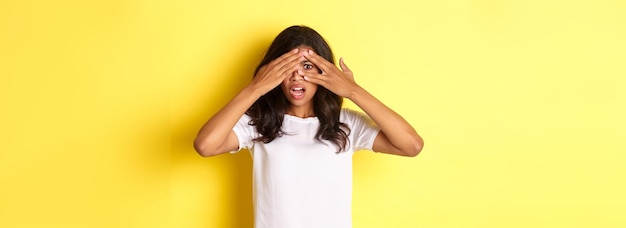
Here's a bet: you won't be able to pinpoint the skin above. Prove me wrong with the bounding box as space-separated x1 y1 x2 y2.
194 47 423 157
299 49 423 156
281 46 319 118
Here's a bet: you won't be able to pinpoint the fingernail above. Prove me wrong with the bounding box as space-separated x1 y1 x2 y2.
303 76 309 81
294 49 299 53
308 50 313 54
298 70 303 75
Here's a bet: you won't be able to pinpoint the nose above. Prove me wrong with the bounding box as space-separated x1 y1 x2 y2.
290 70 303 81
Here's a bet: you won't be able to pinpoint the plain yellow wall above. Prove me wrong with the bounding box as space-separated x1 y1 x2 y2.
1 0 625 227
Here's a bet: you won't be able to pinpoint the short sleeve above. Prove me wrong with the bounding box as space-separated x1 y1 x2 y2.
340 109 380 151
231 114 256 153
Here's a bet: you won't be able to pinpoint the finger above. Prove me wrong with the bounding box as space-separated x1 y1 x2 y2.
261 50 298 76
339 57 352 73
274 48 299 62
269 52 304 76
278 55 305 75
303 50 333 73
269 48 301 68
258 64 268 73
298 70 327 86
297 69 320 79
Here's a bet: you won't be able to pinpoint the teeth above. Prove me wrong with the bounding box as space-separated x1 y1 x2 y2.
292 88 304 91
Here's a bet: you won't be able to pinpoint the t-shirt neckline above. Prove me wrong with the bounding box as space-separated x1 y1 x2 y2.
284 114 318 122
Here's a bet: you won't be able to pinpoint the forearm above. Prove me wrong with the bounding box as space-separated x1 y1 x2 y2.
194 85 262 156
348 86 423 154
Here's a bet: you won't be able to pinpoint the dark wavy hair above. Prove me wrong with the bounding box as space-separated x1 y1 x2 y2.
246 25 350 152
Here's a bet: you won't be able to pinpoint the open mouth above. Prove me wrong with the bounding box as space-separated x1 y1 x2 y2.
289 86 306 99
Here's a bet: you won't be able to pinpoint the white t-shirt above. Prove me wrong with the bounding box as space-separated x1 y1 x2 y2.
232 108 380 228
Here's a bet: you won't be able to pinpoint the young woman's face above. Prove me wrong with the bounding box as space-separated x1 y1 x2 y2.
281 46 319 108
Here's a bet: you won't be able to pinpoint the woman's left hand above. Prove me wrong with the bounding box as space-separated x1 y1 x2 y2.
299 50 360 99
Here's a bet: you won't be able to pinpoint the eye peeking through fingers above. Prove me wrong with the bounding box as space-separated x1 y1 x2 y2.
301 60 322 74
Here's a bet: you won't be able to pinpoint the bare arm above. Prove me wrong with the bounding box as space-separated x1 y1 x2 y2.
299 50 423 156
349 86 423 157
194 49 305 156
193 85 260 157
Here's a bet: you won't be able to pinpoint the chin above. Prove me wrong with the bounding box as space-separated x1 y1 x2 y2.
289 98 313 106
289 101 308 107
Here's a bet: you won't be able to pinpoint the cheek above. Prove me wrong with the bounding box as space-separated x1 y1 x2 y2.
282 76 290 83
308 84 319 95
280 82 289 93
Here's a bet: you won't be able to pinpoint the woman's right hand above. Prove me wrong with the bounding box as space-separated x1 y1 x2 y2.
250 48 304 95
194 49 304 157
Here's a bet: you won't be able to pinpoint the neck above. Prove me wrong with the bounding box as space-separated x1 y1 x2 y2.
286 105 315 118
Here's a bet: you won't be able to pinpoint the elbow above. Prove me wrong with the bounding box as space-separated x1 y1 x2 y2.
405 137 424 157
193 139 219 157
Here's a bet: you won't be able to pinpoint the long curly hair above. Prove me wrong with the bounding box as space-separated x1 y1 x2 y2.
246 25 350 152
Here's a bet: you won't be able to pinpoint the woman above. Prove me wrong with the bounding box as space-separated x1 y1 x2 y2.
194 25 423 228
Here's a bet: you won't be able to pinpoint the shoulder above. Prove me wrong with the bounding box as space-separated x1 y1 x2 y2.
235 113 252 124
241 113 253 121
339 108 356 121
340 108 356 115
234 113 254 130
340 108 372 124
233 113 258 139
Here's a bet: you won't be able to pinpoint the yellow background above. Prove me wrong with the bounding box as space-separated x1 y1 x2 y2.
1 0 625 227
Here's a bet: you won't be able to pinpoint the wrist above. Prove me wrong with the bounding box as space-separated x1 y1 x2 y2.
242 83 264 100
346 85 366 100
